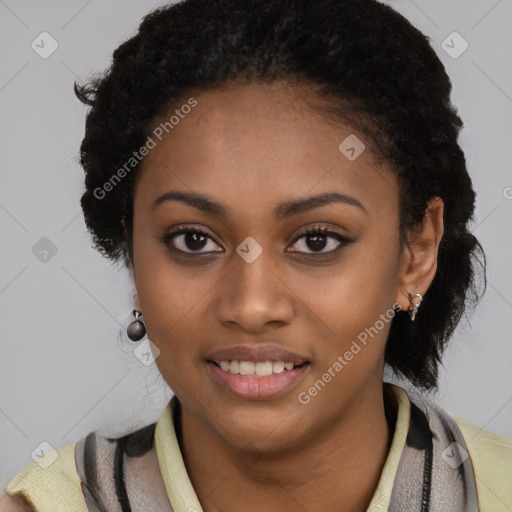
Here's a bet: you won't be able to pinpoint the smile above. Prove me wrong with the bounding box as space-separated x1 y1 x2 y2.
207 359 310 400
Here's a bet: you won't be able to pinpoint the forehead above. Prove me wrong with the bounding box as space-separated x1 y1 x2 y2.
135 81 398 223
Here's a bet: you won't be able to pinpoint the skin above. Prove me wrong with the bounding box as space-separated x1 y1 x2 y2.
128 81 444 512
131 83 443 512
0 80 443 512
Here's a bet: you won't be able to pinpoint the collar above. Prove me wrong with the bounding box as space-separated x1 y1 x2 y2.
154 384 412 512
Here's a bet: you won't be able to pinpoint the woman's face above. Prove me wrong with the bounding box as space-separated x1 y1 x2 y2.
131 81 408 451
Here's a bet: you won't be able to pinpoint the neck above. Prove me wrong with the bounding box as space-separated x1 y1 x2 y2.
176 384 395 512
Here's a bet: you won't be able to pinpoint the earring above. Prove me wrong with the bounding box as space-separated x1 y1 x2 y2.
127 309 146 341
408 293 423 321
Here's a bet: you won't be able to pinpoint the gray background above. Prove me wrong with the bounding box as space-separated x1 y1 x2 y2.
1 0 511 492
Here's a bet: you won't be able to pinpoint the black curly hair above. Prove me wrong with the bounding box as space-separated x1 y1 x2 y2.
75 0 486 390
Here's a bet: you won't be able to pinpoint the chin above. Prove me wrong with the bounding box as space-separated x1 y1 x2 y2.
208 397 310 450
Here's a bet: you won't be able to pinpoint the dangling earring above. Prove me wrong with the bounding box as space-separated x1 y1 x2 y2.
127 309 146 341
408 293 423 321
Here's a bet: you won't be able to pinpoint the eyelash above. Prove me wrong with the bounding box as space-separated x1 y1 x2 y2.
160 224 353 257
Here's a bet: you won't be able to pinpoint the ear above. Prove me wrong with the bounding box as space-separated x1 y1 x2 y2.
396 197 444 311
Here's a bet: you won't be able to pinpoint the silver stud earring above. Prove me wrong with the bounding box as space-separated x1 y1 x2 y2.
408 293 423 321
127 309 146 341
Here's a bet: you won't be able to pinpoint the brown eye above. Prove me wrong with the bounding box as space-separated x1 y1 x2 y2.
288 227 352 255
161 227 223 255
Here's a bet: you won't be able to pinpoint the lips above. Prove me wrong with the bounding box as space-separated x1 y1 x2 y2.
206 344 311 400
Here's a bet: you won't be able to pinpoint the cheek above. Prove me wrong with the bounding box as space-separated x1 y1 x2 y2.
301 233 401 365
131 223 199 354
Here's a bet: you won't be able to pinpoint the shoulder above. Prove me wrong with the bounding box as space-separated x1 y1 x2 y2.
3 441 87 512
452 415 512 510
3 420 160 512
392 384 512 510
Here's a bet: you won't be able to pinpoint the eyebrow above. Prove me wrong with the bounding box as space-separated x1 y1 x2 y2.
151 190 367 219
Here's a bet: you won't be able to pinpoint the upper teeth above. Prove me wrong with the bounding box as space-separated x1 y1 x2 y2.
218 360 296 376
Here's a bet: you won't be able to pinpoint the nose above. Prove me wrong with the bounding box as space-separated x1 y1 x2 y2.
215 251 295 333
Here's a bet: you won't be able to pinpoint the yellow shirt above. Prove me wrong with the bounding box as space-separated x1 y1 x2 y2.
5 385 512 511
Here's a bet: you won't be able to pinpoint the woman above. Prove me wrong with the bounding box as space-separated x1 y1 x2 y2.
2 0 511 510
